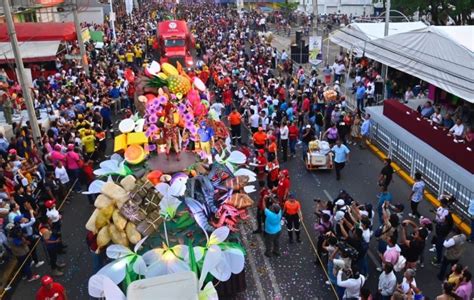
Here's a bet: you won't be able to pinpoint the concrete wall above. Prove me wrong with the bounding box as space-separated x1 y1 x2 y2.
57 7 104 24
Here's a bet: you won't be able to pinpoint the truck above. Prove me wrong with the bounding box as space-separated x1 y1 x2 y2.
156 20 194 67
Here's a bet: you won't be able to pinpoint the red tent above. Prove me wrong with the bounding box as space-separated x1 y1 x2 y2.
0 22 76 42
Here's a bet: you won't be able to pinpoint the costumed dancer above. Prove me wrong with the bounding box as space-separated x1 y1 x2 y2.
163 104 181 161
197 120 215 164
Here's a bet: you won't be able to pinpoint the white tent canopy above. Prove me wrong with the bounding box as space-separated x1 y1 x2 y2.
330 23 474 103
0 41 60 62
329 22 427 54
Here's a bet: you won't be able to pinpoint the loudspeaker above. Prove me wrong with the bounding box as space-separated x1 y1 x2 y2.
290 44 309 64
295 30 302 47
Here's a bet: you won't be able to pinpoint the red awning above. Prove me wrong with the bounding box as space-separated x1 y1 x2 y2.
0 22 76 42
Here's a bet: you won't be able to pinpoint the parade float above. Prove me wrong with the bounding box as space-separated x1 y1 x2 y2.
84 61 256 299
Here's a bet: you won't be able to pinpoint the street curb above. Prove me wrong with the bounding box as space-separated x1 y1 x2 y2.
366 142 471 236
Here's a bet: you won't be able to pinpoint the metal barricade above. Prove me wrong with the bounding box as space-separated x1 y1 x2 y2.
371 122 473 219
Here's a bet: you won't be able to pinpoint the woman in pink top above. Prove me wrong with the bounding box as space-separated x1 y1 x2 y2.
49 144 66 167
65 144 82 192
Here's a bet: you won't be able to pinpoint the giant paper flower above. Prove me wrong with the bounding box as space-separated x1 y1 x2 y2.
95 237 149 284
93 158 133 177
155 174 188 219
193 227 245 287
142 243 190 278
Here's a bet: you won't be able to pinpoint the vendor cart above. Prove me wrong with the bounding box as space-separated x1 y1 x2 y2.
305 140 334 171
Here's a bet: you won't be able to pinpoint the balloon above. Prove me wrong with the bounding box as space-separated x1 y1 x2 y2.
187 89 200 103
124 68 135 83
193 77 206 91
146 61 161 77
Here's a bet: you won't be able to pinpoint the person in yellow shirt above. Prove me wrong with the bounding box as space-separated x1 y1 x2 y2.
134 46 143 66
82 130 96 160
125 50 135 66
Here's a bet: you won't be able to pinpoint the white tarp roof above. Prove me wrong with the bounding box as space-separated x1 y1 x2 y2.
0 41 60 62
330 23 474 103
329 22 427 51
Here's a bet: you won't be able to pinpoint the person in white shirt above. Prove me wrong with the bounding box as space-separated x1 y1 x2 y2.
249 109 261 133
54 161 70 185
210 101 225 120
280 122 289 163
378 263 397 299
449 118 465 139
337 268 366 299
430 107 443 125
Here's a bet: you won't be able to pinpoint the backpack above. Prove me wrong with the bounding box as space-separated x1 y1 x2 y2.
393 255 407 272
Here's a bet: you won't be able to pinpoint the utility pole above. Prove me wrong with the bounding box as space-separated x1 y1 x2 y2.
109 0 117 40
73 0 90 76
2 0 41 147
381 0 390 99
312 0 318 33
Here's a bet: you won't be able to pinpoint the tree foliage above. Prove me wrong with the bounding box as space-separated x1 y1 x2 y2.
390 0 472 25
277 1 299 18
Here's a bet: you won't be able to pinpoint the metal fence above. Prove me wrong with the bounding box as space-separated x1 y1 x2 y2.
370 121 473 219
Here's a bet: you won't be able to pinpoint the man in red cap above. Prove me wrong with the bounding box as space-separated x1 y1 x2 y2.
36 275 67 300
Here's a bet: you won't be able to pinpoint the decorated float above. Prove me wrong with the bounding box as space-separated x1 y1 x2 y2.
84 61 256 299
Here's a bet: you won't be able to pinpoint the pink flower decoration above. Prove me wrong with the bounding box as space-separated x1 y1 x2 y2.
149 124 158 132
145 129 153 138
149 115 158 124
158 96 167 105
145 144 157 152
152 98 160 107
185 121 193 128
170 94 177 100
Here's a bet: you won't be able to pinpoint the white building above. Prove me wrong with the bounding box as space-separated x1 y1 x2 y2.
298 0 373 16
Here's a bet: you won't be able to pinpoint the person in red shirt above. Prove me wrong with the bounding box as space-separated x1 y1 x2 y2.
302 97 310 113
36 276 67 300
253 187 271 234
222 85 233 116
265 157 280 189
255 149 268 187
288 121 299 157
275 169 290 206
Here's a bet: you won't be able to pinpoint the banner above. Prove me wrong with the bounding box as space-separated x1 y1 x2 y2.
309 35 323 66
81 28 91 42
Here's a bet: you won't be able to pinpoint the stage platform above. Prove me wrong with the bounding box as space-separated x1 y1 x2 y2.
146 151 197 173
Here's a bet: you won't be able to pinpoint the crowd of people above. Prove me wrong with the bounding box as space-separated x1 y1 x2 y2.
0 2 471 300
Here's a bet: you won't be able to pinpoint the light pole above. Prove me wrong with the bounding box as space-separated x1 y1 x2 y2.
73 0 90 76
381 0 390 99
110 0 116 40
2 0 41 147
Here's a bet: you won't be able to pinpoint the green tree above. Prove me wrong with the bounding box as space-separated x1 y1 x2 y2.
390 0 472 24
277 0 299 18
